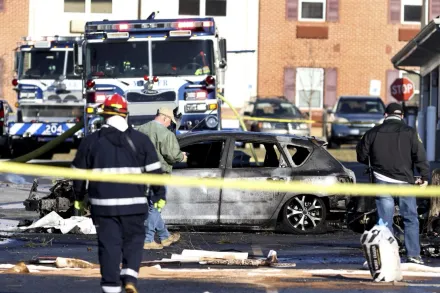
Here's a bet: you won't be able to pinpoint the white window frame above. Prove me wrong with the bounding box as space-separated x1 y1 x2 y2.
401 0 422 25
64 0 112 14
298 0 326 22
295 67 324 110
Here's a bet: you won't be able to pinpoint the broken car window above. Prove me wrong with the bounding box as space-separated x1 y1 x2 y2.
233 141 282 168
174 140 225 169
286 144 311 166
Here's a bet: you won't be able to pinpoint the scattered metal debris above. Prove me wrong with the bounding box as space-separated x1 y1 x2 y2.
23 179 76 219
141 249 296 268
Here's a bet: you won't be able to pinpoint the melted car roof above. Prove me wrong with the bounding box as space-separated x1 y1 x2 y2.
178 130 324 145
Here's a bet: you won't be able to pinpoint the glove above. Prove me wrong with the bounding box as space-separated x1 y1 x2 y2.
153 199 166 212
74 200 85 215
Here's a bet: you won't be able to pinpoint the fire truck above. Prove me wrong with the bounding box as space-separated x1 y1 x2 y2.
72 15 227 134
9 36 85 159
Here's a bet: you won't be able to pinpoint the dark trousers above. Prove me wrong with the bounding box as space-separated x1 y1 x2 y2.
93 213 146 293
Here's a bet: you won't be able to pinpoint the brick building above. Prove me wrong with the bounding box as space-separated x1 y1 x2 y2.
257 0 440 119
0 0 29 106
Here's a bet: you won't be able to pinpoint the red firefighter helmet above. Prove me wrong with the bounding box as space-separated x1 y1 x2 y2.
101 93 128 117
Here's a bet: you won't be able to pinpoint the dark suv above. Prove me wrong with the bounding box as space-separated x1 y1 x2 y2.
326 96 385 149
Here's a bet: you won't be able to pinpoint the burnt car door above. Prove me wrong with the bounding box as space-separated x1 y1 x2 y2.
219 137 291 225
160 137 228 226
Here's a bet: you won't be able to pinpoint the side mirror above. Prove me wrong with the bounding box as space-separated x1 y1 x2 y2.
219 38 227 69
73 41 83 75
13 51 20 73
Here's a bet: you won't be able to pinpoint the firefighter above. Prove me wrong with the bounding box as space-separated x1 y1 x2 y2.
356 102 430 265
137 107 185 249
72 93 166 293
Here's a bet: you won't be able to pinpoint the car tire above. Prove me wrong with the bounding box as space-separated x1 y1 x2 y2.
282 194 327 234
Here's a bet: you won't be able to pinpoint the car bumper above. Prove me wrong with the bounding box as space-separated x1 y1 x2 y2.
331 124 369 142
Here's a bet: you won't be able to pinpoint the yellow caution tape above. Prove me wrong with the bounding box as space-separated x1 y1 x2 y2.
0 161 438 197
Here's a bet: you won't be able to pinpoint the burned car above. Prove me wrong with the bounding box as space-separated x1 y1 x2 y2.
162 131 356 234
23 131 356 235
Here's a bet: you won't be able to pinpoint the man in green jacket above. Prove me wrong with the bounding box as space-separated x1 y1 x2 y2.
137 107 185 249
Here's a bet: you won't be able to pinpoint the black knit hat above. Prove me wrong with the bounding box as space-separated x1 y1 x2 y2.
385 102 403 115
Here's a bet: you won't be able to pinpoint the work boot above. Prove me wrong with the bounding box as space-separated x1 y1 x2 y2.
143 241 163 250
125 283 138 293
406 256 424 265
161 233 181 247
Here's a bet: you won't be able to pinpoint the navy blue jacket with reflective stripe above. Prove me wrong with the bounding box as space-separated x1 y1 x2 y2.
72 125 166 216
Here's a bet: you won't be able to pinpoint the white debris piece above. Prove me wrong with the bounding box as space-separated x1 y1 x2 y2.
0 264 81 272
19 211 96 234
177 249 248 260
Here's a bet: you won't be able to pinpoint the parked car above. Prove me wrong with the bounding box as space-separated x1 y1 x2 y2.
326 96 386 149
242 98 310 137
162 131 356 234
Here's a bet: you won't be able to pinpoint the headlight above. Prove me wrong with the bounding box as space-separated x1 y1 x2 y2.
205 116 218 128
299 123 308 130
334 117 349 124
261 122 272 129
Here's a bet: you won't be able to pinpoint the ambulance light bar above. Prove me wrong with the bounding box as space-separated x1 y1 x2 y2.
87 19 214 34
22 36 81 42
20 36 81 47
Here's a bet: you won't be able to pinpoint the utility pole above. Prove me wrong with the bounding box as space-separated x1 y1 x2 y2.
421 0 429 29
138 0 142 20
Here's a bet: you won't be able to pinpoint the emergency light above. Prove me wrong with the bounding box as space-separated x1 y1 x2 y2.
85 18 216 37
20 36 81 47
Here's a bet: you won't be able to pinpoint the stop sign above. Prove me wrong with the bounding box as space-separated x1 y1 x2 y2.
390 77 415 102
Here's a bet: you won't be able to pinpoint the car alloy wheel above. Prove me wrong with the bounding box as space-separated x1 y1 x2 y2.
283 195 327 234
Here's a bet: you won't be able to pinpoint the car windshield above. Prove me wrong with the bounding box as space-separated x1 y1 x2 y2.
254 102 303 117
152 40 214 76
86 42 149 78
336 99 385 114
19 50 77 79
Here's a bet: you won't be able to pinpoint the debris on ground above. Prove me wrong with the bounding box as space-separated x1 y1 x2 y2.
141 249 296 268
55 257 95 269
23 179 88 219
3 262 30 274
19 211 95 234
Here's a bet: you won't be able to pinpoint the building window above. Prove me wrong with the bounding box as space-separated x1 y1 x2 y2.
295 67 324 109
179 0 200 15
401 0 422 23
206 0 227 16
91 0 112 13
299 0 326 21
64 0 86 13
